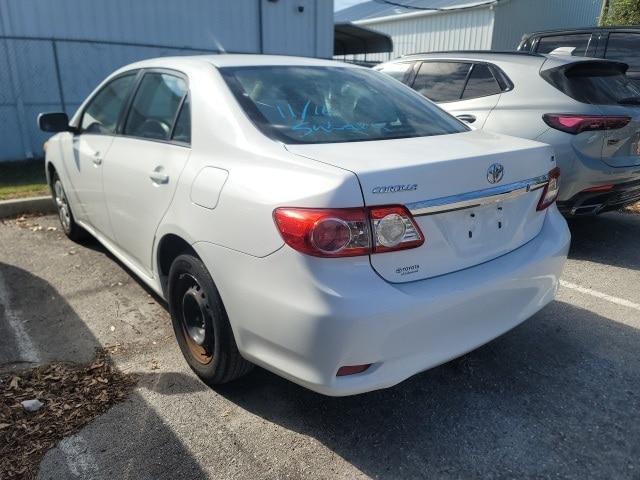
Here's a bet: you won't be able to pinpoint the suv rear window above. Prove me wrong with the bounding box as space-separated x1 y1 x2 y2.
541 61 640 105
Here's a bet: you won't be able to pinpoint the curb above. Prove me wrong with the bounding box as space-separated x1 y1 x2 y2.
0 196 56 219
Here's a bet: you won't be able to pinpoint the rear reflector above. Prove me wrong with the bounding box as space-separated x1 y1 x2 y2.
537 167 561 211
583 184 614 193
336 364 371 376
273 206 424 258
543 114 631 135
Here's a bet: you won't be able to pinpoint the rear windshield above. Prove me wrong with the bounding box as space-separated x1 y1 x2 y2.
220 66 468 144
541 61 640 105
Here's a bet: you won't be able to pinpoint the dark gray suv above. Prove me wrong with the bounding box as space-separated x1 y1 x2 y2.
518 27 640 86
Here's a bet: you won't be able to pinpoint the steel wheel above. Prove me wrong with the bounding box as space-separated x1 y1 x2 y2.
53 179 71 233
176 273 214 365
167 254 253 385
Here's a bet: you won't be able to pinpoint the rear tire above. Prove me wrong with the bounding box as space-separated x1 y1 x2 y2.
51 172 86 241
167 254 253 385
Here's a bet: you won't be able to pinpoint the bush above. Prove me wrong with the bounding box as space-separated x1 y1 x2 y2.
600 0 640 26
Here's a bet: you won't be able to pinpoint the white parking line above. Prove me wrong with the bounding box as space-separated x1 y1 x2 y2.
0 269 41 363
560 280 640 313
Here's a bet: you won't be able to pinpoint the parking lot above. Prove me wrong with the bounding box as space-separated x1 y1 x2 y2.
1 212 639 479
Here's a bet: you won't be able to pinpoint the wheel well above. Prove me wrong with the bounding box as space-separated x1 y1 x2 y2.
157 234 199 294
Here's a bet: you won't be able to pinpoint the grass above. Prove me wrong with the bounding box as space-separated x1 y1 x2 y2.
0 159 49 201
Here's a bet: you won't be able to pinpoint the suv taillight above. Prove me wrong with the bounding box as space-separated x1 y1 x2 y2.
543 114 630 134
273 206 424 258
537 167 561 211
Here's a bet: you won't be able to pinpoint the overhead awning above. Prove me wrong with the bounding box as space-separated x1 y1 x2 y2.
334 22 393 56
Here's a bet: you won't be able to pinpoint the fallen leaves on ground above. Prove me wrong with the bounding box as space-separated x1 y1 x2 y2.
624 201 640 214
0 351 136 479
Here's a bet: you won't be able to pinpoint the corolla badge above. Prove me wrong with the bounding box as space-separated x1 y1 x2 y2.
372 184 418 194
486 163 504 184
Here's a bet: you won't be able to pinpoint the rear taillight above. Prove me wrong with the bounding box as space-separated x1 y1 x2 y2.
537 167 561 211
369 206 424 253
273 206 424 258
543 114 631 135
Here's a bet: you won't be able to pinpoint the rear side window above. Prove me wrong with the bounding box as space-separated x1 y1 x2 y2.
462 64 502 99
124 72 188 141
376 62 413 83
541 61 640 105
412 62 471 102
171 96 191 144
81 74 136 134
605 33 640 70
536 34 592 56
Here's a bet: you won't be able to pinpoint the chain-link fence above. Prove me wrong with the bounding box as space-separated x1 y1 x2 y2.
0 36 216 162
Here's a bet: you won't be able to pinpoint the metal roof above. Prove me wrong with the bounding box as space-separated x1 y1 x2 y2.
334 0 497 23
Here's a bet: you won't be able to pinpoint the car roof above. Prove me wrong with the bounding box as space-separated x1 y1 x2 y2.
120 54 357 71
378 51 617 70
524 25 640 37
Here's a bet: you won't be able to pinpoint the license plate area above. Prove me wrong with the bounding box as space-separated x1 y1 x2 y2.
434 201 512 257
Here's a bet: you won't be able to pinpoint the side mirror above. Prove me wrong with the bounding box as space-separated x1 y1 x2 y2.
38 112 73 133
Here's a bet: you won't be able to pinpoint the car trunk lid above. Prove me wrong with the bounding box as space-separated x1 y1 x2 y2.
286 130 555 282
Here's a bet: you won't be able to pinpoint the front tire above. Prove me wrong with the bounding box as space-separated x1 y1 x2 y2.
167 254 252 385
51 172 85 241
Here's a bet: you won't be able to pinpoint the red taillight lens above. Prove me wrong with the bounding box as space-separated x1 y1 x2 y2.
537 167 561 211
273 208 370 257
273 206 424 257
542 114 631 135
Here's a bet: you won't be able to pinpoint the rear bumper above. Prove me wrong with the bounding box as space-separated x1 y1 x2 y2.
195 206 570 396
558 177 640 215
535 128 640 211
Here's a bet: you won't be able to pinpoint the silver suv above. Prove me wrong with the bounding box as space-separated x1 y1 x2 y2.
376 52 640 215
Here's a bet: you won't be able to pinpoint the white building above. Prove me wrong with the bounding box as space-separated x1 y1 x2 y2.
335 0 603 62
0 0 334 162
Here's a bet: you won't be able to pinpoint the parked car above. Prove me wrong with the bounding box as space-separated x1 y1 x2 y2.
376 52 640 215
38 55 569 396
518 27 640 85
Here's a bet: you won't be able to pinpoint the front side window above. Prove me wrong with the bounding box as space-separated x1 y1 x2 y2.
81 74 136 134
221 66 467 144
536 34 592 56
412 62 471 103
605 33 640 70
124 72 188 141
462 64 502 99
376 62 414 83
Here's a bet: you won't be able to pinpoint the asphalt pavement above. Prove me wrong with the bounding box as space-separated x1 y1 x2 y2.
1 212 639 479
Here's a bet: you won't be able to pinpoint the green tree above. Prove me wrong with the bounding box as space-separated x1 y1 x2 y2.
600 0 640 26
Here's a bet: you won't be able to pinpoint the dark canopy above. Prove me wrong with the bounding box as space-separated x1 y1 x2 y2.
334 23 393 56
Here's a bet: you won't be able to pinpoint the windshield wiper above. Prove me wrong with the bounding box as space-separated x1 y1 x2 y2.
618 96 640 105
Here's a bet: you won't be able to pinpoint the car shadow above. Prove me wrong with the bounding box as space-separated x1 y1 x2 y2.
0 262 206 479
567 212 640 270
215 300 640 478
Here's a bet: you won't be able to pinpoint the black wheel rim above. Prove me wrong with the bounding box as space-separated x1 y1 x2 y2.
177 273 214 365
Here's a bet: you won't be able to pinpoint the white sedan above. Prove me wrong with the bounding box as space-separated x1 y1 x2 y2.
38 55 570 396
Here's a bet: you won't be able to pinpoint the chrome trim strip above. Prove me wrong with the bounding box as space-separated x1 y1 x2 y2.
407 174 549 217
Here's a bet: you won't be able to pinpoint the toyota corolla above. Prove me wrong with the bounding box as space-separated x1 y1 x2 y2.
38 55 570 396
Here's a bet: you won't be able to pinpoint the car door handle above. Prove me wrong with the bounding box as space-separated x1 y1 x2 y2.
457 114 477 124
92 151 103 165
149 169 169 185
